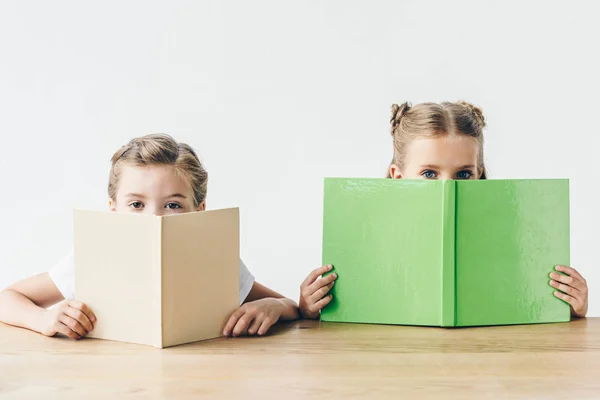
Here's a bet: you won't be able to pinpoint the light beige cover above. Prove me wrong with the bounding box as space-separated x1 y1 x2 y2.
73 208 239 348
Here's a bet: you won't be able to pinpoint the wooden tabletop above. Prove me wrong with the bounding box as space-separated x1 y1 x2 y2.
1 318 599 399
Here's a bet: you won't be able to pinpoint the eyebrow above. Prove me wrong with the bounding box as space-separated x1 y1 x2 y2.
123 193 187 199
419 165 476 169
166 193 187 199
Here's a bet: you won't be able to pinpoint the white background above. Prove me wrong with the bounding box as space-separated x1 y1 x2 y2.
0 1 598 316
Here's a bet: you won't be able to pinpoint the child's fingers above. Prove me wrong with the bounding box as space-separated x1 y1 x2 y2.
246 317 263 336
307 273 337 295
67 301 97 326
309 282 335 305
231 314 254 337
555 265 586 283
312 294 333 312
79 303 97 324
68 300 85 309
55 323 81 340
223 308 245 336
301 265 332 288
58 315 86 338
549 279 579 297
257 318 276 336
64 306 93 333
553 290 580 307
550 272 585 292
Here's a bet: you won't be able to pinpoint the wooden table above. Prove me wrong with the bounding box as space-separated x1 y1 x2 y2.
1 318 599 399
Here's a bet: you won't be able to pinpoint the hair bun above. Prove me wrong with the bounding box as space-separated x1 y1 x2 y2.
390 102 411 135
457 100 486 128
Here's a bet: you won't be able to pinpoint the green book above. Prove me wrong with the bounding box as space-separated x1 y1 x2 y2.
320 178 570 327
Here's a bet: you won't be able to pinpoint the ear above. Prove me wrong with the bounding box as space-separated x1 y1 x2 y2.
108 198 116 211
197 200 206 211
389 164 403 179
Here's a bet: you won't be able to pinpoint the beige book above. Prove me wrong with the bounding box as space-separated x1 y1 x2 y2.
73 208 239 348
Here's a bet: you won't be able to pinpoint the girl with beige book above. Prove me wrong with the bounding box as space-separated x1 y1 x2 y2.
0 134 299 339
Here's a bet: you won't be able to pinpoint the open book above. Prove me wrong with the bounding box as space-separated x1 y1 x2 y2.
320 179 570 327
74 208 239 347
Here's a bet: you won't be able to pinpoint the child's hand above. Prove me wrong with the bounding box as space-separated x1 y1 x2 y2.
550 265 588 318
299 265 337 319
39 300 96 339
223 298 285 337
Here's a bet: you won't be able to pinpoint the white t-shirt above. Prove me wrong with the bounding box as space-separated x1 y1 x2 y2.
49 251 255 305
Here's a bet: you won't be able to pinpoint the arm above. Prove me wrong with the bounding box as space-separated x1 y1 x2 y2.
223 281 299 337
244 281 299 321
0 273 95 339
0 273 63 331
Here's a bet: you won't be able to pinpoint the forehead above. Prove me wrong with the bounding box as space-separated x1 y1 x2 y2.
116 165 193 196
405 135 479 167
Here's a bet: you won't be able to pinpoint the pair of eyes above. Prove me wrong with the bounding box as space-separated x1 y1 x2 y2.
421 170 474 180
128 202 183 210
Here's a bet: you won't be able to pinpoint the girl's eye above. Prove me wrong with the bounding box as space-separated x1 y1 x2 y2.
456 170 473 180
422 170 437 179
165 202 182 210
129 202 144 209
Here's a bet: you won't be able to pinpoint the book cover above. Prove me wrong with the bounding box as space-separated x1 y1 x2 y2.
320 179 570 327
74 208 240 347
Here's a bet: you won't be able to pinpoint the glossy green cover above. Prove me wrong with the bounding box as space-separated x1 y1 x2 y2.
320 178 570 327
454 180 570 326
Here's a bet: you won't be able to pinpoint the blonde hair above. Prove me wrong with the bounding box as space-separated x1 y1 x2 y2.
388 101 487 179
108 134 208 207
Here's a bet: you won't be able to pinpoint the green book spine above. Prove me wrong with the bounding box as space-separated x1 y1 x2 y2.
441 181 456 327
